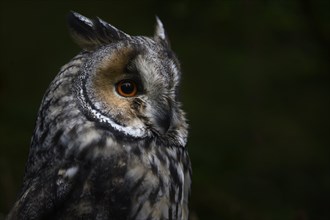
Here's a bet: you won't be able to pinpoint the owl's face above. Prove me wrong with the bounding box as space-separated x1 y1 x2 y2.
69 12 186 141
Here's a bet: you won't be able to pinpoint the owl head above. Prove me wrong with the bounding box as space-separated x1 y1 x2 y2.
67 12 187 145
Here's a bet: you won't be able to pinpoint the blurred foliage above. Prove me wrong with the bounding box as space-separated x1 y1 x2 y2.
0 0 329 219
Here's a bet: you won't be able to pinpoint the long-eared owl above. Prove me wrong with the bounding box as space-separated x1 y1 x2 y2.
7 11 191 220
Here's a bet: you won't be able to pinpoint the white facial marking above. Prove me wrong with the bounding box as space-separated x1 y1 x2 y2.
79 88 147 138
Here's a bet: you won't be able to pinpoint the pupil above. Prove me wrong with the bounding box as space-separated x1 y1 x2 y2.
121 82 133 94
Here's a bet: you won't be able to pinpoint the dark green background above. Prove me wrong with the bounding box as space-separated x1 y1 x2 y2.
1 1 329 219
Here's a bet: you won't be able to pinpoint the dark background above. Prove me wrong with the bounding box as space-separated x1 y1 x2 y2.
1 1 329 219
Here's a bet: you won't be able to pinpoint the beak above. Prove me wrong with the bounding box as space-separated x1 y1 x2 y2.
152 99 172 135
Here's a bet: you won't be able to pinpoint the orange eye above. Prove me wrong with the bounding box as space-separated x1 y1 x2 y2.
116 80 138 97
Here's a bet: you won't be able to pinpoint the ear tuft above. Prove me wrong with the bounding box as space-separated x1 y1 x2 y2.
67 11 130 51
94 17 130 43
154 16 170 47
67 11 99 50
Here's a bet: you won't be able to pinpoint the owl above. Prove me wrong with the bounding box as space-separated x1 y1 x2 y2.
7 11 191 220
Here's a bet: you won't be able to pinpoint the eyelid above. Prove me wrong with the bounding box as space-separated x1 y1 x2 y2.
119 76 144 93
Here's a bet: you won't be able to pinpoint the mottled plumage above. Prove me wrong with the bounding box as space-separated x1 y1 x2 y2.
7 11 191 220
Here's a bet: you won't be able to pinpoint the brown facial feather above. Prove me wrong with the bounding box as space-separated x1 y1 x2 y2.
93 47 138 124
